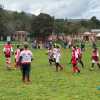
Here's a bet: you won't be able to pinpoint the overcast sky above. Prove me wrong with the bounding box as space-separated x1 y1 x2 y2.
0 0 100 19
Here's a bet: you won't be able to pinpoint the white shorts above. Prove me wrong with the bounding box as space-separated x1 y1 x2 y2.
53 55 56 59
56 56 60 63
92 60 99 64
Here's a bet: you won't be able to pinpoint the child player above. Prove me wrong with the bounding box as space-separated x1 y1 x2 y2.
47 47 54 65
55 46 63 72
76 45 84 68
90 47 100 70
3 41 13 69
19 43 33 83
14 45 20 68
71 46 80 73
52 44 57 63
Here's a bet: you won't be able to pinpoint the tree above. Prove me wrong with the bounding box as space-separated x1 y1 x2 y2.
31 13 54 38
54 21 64 34
0 6 7 37
89 16 100 29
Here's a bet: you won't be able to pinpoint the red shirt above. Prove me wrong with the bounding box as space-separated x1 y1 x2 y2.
92 49 99 61
15 49 20 62
72 49 77 64
3 44 13 57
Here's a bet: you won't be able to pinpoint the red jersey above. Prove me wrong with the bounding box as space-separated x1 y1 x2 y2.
92 49 99 61
3 44 13 57
15 49 20 62
71 49 77 64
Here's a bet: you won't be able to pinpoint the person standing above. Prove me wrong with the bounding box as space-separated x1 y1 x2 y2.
71 46 80 73
14 45 20 68
55 46 63 72
19 43 33 83
3 41 13 69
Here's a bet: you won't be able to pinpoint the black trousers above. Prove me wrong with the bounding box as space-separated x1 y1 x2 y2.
21 63 31 81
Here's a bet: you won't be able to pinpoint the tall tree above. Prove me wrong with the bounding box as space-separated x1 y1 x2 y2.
31 13 54 38
89 16 100 29
0 5 6 36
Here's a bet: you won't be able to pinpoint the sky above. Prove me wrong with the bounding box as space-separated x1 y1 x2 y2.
0 0 100 19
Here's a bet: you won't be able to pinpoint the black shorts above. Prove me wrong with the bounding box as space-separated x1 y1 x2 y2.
49 59 54 62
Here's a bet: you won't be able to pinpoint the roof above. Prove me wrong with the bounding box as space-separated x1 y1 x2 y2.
84 32 91 35
96 33 100 37
15 31 29 35
91 29 100 33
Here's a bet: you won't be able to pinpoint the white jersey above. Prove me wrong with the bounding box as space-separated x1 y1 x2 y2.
19 49 32 64
53 48 57 59
48 49 53 59
55 48 61 63
97 51 99 57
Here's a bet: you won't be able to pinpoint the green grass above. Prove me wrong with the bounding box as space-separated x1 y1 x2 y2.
0 45 100 100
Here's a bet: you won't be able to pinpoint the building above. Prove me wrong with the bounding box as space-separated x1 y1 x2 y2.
78 29 100 41
13 31 29 41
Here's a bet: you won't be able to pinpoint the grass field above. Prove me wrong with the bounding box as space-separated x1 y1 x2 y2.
0 44 100 100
